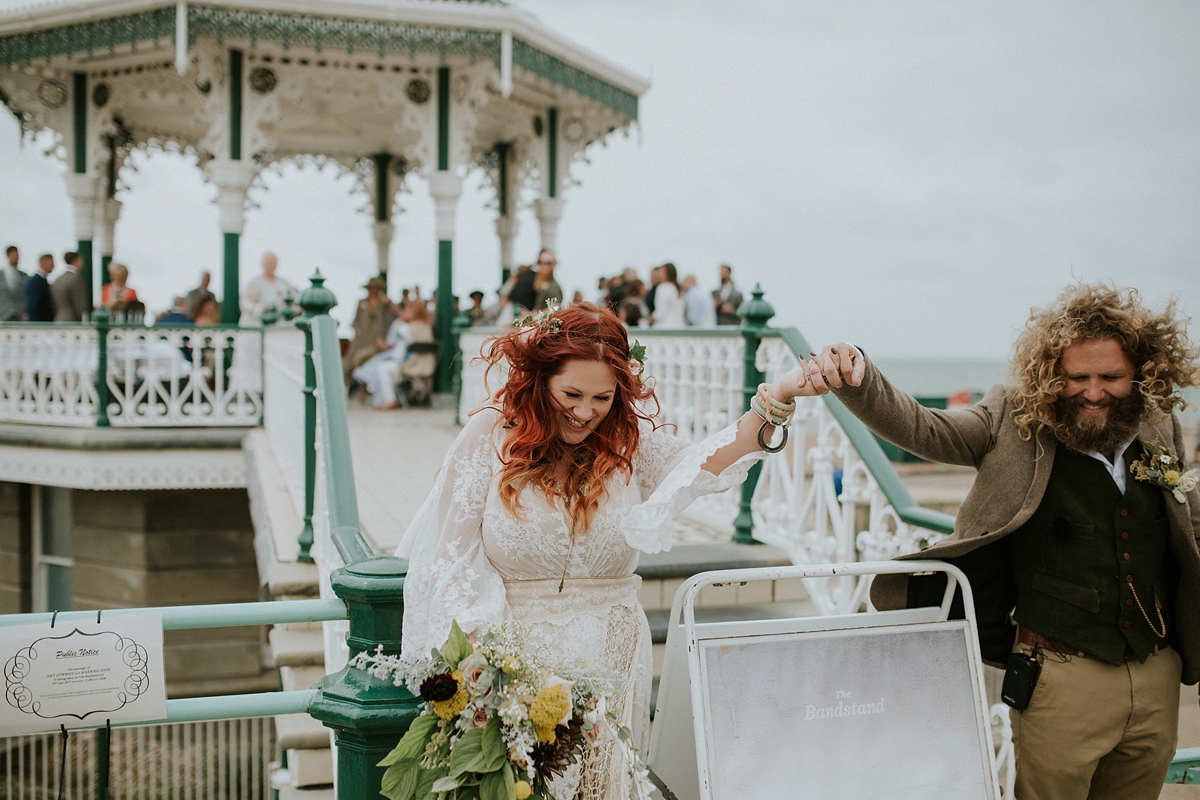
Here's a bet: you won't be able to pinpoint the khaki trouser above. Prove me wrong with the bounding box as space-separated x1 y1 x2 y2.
1010 641 1182 800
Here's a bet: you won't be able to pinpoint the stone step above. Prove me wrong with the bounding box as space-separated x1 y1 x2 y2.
269 627 324 667
287 747 334 788
276 713 330 751
281 664 326 692
279 786 334 800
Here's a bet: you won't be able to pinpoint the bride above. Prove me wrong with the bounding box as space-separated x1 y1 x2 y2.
396 303 810 799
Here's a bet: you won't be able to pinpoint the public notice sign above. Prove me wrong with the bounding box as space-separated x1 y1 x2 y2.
0 613 167 736
699 623 991 799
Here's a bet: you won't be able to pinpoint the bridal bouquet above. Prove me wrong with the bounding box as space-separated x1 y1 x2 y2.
349 620 652 800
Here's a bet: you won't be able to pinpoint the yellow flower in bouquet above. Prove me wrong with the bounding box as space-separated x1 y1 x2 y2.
514 780 533 800
530 683 571 743
431 670 468 720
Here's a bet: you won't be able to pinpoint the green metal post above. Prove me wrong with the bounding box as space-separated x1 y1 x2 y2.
96 724 110 800
436 68 450 172
547 108 558 198
221 232 240 325
308 557 422 800
94 307 111 428
435 242 454 392
79 239 94 308
733 285 775 544
229 49 243 162
373 153 391 223
295 271 336 564
451 309 471 426
72 72 86 175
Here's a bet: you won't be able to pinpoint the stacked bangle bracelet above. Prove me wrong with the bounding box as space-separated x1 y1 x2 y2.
750 384 795 453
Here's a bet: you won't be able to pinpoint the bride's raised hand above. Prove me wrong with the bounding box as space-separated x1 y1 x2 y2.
769 361 819 401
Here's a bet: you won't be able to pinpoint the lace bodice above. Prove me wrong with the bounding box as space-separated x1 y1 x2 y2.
396 406 762 659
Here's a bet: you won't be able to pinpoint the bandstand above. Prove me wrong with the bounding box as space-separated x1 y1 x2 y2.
0 0 648 386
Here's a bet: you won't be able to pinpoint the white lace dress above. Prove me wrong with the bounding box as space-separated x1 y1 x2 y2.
396 407 763 799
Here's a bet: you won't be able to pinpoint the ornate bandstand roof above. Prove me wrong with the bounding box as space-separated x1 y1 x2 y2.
0 0 648 185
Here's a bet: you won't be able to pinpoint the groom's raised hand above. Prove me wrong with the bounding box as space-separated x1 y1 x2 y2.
805 344 865 392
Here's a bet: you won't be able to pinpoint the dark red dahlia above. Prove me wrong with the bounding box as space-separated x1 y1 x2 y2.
419 672 458 702
531 717 585 779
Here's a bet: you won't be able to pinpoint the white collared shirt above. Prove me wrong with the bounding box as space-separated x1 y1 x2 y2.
1085 433 1139 494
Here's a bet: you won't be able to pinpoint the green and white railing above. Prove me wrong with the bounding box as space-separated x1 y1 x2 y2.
0 313 262 428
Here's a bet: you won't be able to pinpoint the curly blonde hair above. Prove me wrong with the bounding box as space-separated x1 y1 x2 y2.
1009 283 1200 440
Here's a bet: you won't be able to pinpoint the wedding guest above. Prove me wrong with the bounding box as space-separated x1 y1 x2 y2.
193 297 222 325
25 253 55 322
1 245 27 321
713 263 743 325
466 290 490 327
682 274 717 328
157 297 194 326
51 251 88 322
343 276 397 386
185 271 216 320
352 300 418 409
100 262 138 311
532 249 563 313
650 262 686 328
240 252 296 325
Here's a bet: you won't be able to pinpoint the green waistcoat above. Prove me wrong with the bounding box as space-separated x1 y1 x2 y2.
1007 440 1174 666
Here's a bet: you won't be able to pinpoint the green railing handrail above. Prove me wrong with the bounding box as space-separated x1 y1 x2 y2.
309 312 375 566
767 327 957 536
1167 747 1200 784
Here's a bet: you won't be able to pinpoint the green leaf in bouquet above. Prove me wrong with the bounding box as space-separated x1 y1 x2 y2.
449 727 488 777
380 715 439 766
415 766 448 800
443 620 473 669
480 717 506 772
479 762 515 800
380 759 419 800
431 775 461 793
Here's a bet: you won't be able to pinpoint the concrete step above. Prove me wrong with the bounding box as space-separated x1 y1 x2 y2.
288 747 334 787
281 664 326 692
279 787 334 800
269 627 324 667
276 713 330 751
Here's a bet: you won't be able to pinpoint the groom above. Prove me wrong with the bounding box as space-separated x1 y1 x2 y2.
805 283 1200 800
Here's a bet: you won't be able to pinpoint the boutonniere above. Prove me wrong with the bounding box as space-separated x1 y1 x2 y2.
1130 439 1198 504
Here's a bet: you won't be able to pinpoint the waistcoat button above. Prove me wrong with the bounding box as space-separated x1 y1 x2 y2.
1120 509 1129 517
1121 531 1129 540
1126 599 1134 607
1123 553 1131 561
1123 621 1131 629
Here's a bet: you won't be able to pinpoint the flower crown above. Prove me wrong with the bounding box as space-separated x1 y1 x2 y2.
515 305 647 379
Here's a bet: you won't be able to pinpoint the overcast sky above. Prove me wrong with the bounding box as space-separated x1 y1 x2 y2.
1 0 1198 361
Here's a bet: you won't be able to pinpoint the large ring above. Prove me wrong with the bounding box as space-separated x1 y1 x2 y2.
758 420 788 453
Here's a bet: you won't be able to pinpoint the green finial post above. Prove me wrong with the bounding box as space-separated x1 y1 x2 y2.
734 284 775 544
294 270 338 563
94 306 111 428
308 557 423 799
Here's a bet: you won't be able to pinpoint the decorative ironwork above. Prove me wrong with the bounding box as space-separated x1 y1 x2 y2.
0 7 176 65
36 79 67 108
561 115 586 143
91 81 110 107
187 5 501 61
405 77 430 104
249 65 276 93
512 39 638 119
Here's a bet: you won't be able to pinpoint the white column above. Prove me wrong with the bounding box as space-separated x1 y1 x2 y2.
94 198 122 261
495 215 518 279
534 197 563 253
208 158 256 235
430 173 463 241
373 220 395 278
65 174 100 242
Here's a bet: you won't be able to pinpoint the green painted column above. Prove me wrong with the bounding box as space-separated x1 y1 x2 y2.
433 66 455 392
547 107 558 199
79 240 94 307
308 557 423 800
221 48 244 326
733 285 776 544
221 232 240 325
436 240 454 391
72 71 96 306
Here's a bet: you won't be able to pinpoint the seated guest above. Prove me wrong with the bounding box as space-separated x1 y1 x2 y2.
157 297 194 326
343 276 396 386
24 253 54 322
193 297 222 325
100 262 138 310
352 301 418 409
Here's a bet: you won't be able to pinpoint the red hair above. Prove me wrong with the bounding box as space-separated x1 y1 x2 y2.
482 303 658 533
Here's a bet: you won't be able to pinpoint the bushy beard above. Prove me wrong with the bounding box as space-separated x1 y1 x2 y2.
1052 390 1146 456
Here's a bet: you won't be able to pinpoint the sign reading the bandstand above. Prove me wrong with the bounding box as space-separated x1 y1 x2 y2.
698 623 991 799
1 614 167 736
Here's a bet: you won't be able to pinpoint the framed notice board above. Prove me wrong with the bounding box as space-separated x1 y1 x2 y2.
649 561 999 800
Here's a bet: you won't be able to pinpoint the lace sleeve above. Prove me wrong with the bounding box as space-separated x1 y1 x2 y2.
622 421 765 554
395 408 509 660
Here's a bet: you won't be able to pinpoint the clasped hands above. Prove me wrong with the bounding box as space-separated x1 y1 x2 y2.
766 343 865 405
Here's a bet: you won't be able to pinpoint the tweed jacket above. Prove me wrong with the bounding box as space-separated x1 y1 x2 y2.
51 269 87 322
835 356 1200 683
